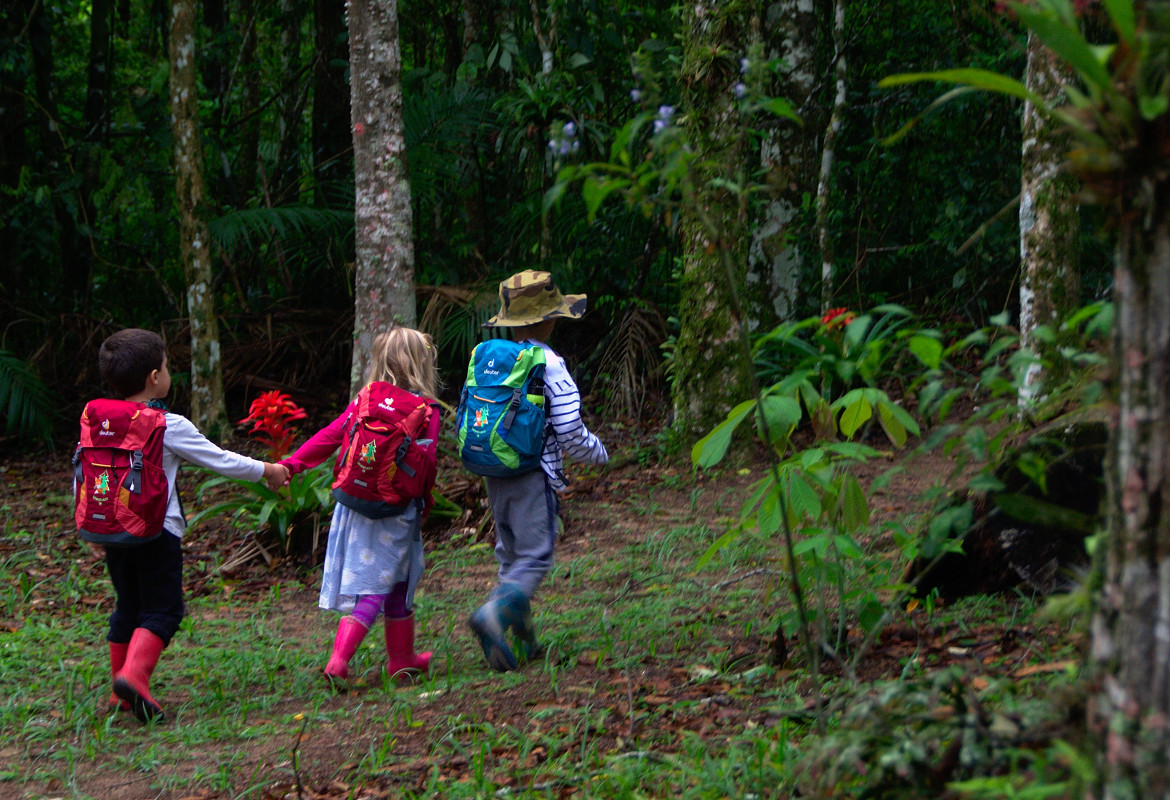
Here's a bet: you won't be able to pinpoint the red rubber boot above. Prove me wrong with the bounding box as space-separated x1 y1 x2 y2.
108 641 130 712
384 613 432 681
113 628 166 723
323 616 369 689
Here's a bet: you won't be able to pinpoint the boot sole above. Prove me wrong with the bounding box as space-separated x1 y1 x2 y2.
469 611 517 672
112 677 164 723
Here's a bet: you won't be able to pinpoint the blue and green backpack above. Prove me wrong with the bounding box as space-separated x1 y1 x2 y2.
456 339 547 476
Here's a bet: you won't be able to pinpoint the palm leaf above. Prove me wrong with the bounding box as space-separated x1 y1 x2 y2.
0 350 55 446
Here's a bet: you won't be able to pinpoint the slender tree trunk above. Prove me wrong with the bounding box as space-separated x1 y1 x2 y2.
1019 30 1080 402
528 0 556 75
752 0 822 324
347 0 416 391
170 0 229 437
816 0 845 313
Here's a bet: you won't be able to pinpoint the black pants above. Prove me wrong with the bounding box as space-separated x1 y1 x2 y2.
104 531 184 645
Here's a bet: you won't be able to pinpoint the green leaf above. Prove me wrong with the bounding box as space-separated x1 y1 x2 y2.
793 531 829 558
786 472 822 525
839 475 870 533
877 402 907 448
838 395 873 438
758 491 781 535
833 533 864 560
696 527 742 568
692 400 755 468
908 335 943 369
1014 4 1113 90
758 394 803 441
1101 0 1136 44
757 97 800 123
879 68 1038 104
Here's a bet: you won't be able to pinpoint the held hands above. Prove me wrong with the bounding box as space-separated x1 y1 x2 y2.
263 462 291 490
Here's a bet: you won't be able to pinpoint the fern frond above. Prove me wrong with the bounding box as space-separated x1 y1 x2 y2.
0 350 56 446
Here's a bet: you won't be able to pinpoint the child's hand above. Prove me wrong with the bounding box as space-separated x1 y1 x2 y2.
263 462 290 490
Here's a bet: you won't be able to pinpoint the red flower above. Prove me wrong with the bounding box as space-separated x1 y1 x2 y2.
239 391 307 461
821 308 856 328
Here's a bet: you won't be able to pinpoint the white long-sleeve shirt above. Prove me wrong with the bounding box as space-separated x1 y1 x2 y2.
524 339 608 491
160 412 266 537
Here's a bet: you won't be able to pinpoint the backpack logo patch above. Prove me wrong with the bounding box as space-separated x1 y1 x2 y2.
92 471 111 501
359 441 377 469
99 419 116 436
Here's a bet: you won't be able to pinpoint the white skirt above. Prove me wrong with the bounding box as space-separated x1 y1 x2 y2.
317 502 425 614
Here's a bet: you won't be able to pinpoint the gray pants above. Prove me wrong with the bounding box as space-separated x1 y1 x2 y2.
485 469 560 599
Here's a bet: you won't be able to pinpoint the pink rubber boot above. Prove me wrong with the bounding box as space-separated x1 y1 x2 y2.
108 641 131 712
112 628 165 723
384 613 432 681
324 616 369 689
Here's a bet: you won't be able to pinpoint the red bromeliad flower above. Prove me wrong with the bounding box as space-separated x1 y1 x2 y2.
821 307 856 328
238 391 307 461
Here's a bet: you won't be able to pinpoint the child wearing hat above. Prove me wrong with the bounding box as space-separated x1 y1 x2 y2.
467 270 609 672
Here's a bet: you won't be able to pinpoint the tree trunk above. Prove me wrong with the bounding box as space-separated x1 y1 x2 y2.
752 0 823 324
170 0 229 438
1019 30 1080 402
672 2 757 437
1090 171 1170 796
347 0 416 391
816 0 845 313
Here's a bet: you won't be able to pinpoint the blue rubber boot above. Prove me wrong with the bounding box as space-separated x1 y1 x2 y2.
512 609 543 663
469 584 529 672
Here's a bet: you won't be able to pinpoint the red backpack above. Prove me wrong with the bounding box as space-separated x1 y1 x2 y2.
73 399 169 546
331 382 438 519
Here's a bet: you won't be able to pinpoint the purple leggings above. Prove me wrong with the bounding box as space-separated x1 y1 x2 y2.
351 581 410 628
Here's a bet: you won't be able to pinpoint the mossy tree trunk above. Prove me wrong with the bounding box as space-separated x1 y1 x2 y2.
673 1 758 438
1019 30 1080 403
1091 152 1170 798
347 0 416 392
169 0 229 438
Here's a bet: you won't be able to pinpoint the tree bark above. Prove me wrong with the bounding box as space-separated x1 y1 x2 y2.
170 0 229 437
347 0 416 391
752 0 823 324
1089 153 1170 793
816 0 845 313
673 2 757 437
1019 30 1080 403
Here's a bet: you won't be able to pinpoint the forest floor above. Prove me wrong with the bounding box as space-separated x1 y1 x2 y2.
0 416 1087 800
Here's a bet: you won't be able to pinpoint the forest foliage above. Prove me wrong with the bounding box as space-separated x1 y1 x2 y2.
1 0 1109 437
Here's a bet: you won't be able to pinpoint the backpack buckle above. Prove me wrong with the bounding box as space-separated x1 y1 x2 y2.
126 450 145 494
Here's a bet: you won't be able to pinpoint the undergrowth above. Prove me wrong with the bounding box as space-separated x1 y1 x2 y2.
0 461 1088 800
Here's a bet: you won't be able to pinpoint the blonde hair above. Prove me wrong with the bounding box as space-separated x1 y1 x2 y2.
367 327 441 399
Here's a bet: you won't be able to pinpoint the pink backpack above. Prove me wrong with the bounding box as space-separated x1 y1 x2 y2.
73 399 168 546
331 382 437 518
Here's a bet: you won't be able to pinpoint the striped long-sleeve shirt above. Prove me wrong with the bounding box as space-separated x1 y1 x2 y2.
525 339 609 491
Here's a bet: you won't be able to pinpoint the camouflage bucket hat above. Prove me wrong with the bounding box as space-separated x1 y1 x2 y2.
484 270 587 327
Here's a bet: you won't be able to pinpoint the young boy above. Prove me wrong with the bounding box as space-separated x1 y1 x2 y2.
467 270 609 672
82 328 288 722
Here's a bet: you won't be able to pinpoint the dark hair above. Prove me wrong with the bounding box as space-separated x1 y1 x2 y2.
99 328 166 399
